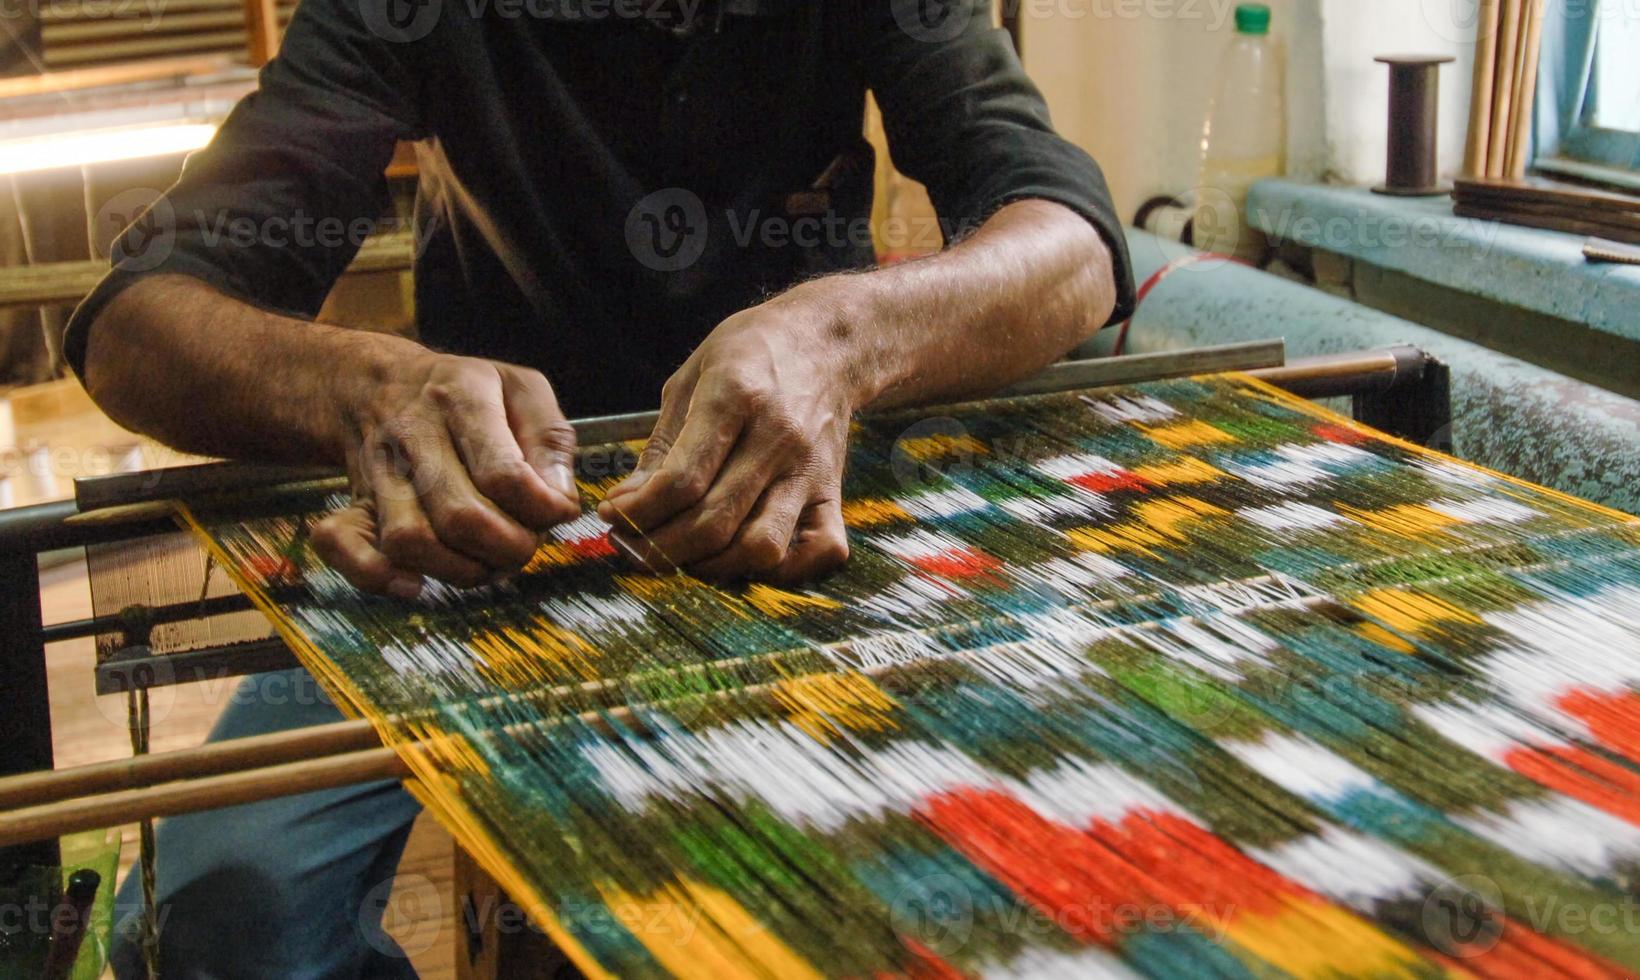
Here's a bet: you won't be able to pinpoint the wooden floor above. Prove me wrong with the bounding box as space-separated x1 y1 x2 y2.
43 559 459 979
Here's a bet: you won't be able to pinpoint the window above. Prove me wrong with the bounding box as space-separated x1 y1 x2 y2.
1535 0 1640 188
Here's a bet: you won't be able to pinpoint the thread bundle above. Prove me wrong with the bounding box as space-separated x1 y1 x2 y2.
186 375 1640 978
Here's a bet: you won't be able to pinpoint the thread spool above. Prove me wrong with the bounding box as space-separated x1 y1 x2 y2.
1372 55 1455 197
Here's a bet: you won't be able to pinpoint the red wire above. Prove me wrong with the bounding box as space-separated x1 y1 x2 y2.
1110 252 1248 357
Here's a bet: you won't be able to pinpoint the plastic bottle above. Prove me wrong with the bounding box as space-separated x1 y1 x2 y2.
1195 3 1285 262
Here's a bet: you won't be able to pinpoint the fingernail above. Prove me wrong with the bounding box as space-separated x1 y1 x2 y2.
386 577 423 601
608 533 649 570
546 462 577 502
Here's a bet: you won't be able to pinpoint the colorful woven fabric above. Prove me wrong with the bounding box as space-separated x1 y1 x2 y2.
185 374 1640 978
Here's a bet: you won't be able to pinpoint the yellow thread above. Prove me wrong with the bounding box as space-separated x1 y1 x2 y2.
772 672 898 742
1233 372 1640 528
1132 496 1230 540
1353 622 1419 654
1141 418 1238 450
841 498 912 528
1066 522 1167 557
173 504 617 980
1351 588 1481 636
524 542 581 571
742 584 844 618
1227 896 1429 979
615 573 695 601
1132 456 1226 487
677 879 827 980
896 433 988 462
596 880 821 980
1337 502 1462 539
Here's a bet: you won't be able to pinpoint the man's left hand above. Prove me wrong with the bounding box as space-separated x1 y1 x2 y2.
597 282 856 583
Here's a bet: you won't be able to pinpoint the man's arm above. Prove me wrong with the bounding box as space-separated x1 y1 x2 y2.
84 277 580 596
599 0 1131 582
72 0 580 597
598 198 1115 581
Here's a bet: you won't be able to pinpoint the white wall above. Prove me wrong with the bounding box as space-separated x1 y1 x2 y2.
1023 0 1474 220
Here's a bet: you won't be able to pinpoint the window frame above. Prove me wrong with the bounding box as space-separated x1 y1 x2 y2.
1533 0 1640 190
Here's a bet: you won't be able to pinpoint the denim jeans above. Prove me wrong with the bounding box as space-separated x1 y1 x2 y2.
110 669 423 979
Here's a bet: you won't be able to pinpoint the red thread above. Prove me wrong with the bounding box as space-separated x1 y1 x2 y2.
1504 744 1640 826
1556 688 1640 766
1111 252 1249 357
1310 423 1371 446
909 548 1004 581
1068 469 1153 495
570 533 618 560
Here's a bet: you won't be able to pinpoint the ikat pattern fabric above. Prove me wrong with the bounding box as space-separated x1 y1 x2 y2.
187 375 1640 979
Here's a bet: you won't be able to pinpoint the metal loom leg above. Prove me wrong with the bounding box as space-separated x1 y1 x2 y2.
0 548 59 870
0 548 61 974
1355 355 1455 453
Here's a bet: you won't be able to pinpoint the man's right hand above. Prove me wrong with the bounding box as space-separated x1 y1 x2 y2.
80 277 581 598
311 349 582 597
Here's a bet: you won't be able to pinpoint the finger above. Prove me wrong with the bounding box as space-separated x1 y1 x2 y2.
311 502 424 599
602 390 746 534
602 365 697 510
768 497 850 585
497 366 581 521
611 437 791 570
688 476 809 581
365 421 512 585
447 382 569 532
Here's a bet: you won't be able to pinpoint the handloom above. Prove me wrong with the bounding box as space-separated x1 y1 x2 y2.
179 372 1640 978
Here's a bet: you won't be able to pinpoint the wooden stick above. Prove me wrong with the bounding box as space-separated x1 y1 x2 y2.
0 747 409 849
1487 0 1524 177
242 0 281 65
0 717 380 810
1505 0 1546 178
0 55 237 100
1464 0 1503 177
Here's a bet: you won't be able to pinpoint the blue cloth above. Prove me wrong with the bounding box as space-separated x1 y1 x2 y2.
110 669 423 979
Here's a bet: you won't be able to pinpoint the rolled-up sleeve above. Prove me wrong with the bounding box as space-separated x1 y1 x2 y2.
63 0 424 379
863 0 1135 324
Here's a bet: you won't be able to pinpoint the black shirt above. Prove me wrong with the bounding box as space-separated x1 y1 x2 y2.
66 0 1134 417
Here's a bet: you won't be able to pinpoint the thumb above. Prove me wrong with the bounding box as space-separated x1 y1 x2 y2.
607 365 696 502
498 366 580 514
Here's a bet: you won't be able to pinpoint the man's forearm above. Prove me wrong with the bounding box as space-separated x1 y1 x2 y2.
82 275 411 464
794 198 1119 412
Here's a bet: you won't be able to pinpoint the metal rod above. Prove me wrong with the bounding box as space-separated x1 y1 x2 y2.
42 592 261 645
1248 345 1428 397
9 341 1292 557
95 638 299 696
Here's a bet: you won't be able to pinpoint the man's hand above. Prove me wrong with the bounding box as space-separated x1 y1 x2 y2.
596 286 855 583
594 200 1116 584
309 350 582 596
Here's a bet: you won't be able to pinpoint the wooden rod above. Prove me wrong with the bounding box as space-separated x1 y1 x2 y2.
0 747 408 849
1487 0 1524 177
1464 0 1502 177
0 717 380 810
1505 0 1546 179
